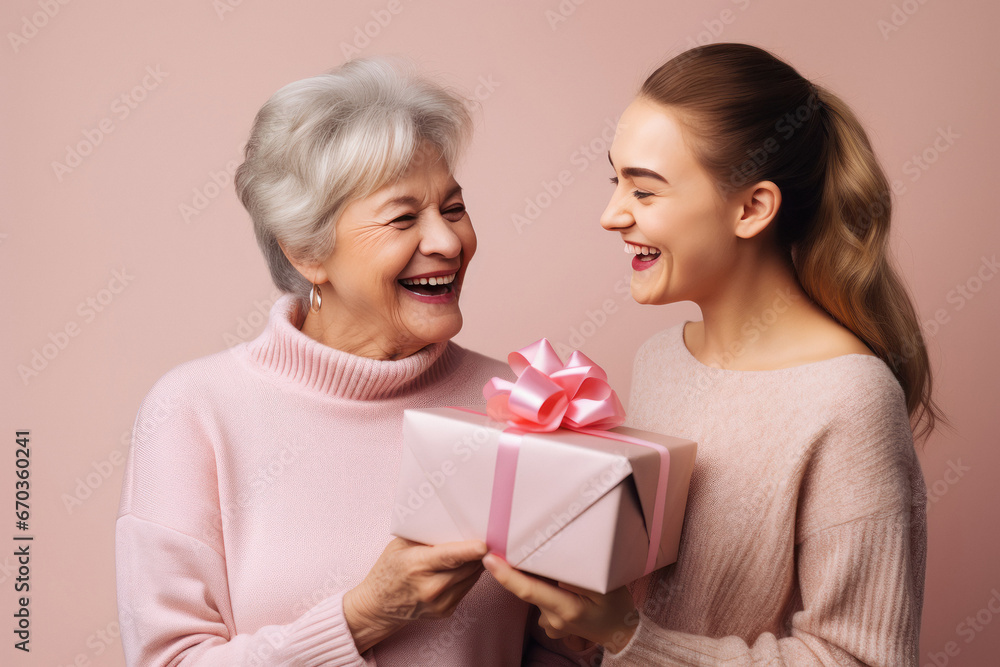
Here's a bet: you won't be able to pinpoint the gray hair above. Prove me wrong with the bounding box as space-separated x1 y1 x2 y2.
234 57 473 308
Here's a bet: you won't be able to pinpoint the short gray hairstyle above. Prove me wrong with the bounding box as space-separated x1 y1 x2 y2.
234 57 473 308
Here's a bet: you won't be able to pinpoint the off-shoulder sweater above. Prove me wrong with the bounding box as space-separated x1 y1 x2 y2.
603 322 926 666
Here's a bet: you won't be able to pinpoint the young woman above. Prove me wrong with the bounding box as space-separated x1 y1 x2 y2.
485 43 942 666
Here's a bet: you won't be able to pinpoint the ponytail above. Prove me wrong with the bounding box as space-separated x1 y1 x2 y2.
640 43 945 443
796 88 944 443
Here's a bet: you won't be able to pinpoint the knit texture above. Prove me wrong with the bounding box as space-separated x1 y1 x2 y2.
116 293 599 667
602 322 927 666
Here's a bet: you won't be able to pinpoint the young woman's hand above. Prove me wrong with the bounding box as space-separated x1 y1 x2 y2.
344 538 487 652
483 553 640 654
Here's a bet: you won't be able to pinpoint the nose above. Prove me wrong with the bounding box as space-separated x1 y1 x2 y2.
418 210 463 258
600 187 634 232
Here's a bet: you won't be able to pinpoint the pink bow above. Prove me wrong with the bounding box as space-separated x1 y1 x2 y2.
483 339 626 432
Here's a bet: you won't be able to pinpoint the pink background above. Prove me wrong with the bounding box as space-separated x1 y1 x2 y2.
3 1 998 665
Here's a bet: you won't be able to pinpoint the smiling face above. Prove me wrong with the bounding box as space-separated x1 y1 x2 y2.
601 97 744 306
300 143 476 359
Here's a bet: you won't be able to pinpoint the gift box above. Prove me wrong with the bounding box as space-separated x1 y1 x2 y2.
390 340 697 594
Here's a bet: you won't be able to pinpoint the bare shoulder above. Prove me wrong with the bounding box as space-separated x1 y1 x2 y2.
817 321 877 357
797 318 878 363
758 314 879 370
685 311 881 371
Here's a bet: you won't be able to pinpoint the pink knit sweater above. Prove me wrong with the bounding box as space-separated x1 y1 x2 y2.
603 322 927 666
115 294 597 666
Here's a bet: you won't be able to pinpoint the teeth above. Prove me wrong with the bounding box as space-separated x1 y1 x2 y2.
400 273 457 286
624 243 660 256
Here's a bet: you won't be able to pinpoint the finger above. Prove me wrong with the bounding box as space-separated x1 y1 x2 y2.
482 553 535 597
537 613 569 639
557 581 600 600
426 561 483 600
439 560 484 584
394 537 421 547
386 536 422 552
447 569 482 604
482 554 579 613
481 553 514 581
423 539 488 570
534 573 561 588
428 568 482 616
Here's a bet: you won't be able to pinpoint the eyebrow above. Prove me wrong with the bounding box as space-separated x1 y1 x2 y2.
377 195 421 212
376 185 463 213
608 153 668 184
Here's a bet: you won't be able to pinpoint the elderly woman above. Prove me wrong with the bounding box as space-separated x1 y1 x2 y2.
115 58 596 666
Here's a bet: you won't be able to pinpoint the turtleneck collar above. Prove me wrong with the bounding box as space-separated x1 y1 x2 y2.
241 293 460 401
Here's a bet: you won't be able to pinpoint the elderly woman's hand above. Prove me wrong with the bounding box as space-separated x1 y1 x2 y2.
343 537 487 652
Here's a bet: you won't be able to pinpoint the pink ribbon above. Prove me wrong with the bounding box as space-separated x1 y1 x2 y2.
572 426 670 576
487 429 524 558
483 339 626 432
480 339 669 576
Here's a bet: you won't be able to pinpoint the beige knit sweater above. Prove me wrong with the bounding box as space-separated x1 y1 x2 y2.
603 322 927 666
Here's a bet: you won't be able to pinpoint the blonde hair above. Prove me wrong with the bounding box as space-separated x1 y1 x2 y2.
640 43 944 443
235 57 472 308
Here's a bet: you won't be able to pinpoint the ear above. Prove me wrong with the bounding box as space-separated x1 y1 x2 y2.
733 180 781 240
277 240 330 285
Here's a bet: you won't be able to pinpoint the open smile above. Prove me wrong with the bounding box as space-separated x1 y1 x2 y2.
624 242 661 272
397 270 459 304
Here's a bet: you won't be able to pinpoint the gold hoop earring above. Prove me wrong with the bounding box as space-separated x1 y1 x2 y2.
309 283 322 313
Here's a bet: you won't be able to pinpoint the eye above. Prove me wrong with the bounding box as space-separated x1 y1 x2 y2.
389 214 417 228
632 190 653 200
609 176 619 185
442 203 467 222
